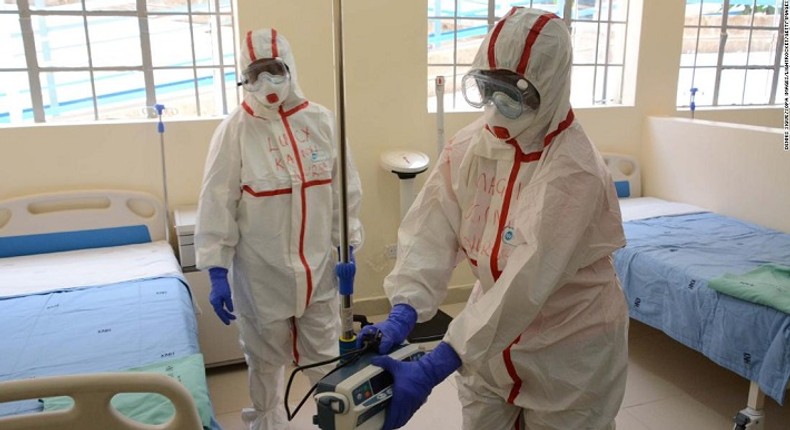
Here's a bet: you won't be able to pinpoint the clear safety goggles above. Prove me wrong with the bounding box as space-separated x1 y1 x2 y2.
238 58 290 92
461 70 540 119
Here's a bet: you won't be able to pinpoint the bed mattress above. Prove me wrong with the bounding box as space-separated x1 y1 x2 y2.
0 242 217 428
614 198 790 403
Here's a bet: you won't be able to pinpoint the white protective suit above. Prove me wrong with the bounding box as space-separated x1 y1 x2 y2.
385 8 628 430
195 28 363 429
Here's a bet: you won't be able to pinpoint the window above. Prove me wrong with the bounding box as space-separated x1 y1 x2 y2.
427 0 632 112
0 0 238 124
679 0 784 108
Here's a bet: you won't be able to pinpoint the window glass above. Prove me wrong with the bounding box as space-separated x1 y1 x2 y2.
93 70 147 120
39 71 94 122
742 69 773 105
33 15 90 68
428 0 458 18
86 16 142 68
718 68 747 105
456 19 488 64
0 72 33 123
0 13 27 68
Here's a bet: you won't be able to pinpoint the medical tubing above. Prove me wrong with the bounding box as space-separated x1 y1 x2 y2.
284 345 371 421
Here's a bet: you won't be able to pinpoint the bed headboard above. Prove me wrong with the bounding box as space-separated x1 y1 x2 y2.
0 190 166 258
601 153 642 198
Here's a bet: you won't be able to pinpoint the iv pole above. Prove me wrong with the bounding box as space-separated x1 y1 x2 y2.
333 0 358 355
155 103 171 244
435 76 445 157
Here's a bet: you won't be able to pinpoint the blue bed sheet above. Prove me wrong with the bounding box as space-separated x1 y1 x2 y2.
614 212 790 404
0 277 222 429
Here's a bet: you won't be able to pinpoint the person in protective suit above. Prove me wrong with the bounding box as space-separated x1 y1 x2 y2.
357 7 628 430
195 28 364 430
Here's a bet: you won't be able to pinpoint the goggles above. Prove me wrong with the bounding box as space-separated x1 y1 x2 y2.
461 70 540 119
238 58 289 91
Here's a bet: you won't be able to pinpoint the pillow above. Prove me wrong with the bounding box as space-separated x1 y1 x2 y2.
0 225 151 258
614 180 631 198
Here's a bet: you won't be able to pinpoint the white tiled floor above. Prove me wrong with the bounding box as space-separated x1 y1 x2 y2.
206 303 790 430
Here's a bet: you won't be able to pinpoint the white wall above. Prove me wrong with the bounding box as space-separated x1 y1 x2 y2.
0 0 784 307
642 117 788 233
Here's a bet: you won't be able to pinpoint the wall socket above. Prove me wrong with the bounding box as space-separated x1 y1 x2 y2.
385 243 398 260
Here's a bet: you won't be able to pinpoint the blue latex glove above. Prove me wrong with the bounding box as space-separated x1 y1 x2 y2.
208 267 235 325
356 303 417 353
372 342 462 430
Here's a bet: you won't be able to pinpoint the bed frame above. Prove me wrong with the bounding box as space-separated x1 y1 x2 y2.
0 190 206 430
0 189 166 243
0 373 202 430
602 153 788 430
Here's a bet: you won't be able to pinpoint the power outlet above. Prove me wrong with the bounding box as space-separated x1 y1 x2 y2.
385 243 398 260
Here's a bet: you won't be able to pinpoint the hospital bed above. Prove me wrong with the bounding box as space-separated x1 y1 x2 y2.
603 154 790 428
0 190 220 430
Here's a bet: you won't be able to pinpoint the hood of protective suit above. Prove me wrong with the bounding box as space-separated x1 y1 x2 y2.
240 28 305 116
470 7 573 150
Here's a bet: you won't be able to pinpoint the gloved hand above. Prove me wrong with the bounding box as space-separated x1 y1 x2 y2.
372 342 461 430
336 245 356 298
208 267 235 325
356 303 417 353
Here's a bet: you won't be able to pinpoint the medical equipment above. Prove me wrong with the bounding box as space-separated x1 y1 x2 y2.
313 343 426 430
379 150 430 220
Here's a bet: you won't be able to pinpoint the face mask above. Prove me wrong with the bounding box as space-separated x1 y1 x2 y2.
483 103 538 141
251 76 291 109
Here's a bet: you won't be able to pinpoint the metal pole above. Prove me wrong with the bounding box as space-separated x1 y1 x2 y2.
155 104 171 244
435 75 445 157
333 0 356 348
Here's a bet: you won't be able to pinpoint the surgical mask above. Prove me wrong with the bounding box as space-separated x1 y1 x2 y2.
462 70 540 119
483 103 537 141
252 77 291 108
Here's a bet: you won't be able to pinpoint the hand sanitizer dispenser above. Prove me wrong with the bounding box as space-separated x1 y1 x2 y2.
380 150 430 220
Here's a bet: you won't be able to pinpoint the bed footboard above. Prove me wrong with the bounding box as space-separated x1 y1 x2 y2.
0 372 202 430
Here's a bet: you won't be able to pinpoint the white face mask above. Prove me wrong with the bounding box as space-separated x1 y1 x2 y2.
251 76 291 109
483 104 537 141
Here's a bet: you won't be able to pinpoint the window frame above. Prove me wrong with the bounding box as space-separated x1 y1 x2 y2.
2 0 238 123
679 0 784 108
427 0 632 111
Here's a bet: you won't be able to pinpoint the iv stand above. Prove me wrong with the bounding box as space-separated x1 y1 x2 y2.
155 104 171 244
333 0 357 355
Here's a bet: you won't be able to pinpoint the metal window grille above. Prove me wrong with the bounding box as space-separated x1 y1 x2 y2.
0 0 238 124
678 0 784 108
427 0 631 111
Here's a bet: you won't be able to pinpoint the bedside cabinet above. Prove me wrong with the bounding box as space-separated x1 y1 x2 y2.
174 205 197 269
185 271 245 367
175 206 245 367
